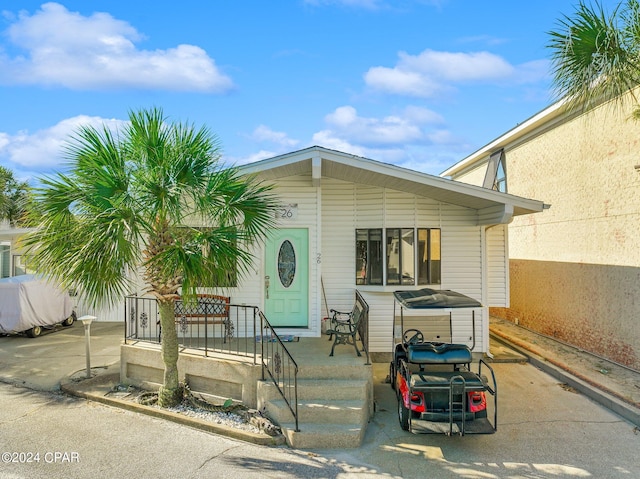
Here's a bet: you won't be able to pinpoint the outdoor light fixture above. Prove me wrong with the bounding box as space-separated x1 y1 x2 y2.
79 315 97 379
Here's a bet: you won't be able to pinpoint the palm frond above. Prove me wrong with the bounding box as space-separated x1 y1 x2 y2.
548 1 640 110
22 126 141 308
26 106 278 310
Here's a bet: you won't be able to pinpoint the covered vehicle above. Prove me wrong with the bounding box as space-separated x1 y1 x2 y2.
0 275 76 338
390 288 497 435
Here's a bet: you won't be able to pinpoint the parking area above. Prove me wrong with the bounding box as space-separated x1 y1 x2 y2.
0 321 122 391
1 320 639 478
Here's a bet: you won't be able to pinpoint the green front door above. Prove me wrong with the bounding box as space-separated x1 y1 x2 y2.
264 228 309 327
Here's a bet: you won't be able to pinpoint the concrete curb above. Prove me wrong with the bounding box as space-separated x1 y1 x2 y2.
490 331 640 427
60 372 286 447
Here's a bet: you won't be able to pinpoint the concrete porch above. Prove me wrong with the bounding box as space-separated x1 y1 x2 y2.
120 333 374 449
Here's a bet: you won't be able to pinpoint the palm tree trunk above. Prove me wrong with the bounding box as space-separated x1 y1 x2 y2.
157 300 182 407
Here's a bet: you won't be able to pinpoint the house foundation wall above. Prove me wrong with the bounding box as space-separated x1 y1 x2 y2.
120 343 262 407
491 259 640 371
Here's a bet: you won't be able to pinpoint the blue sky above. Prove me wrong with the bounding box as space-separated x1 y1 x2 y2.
0 1 618 182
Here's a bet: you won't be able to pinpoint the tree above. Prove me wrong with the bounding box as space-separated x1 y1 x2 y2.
547 0 640 114
0 166 31 227
22 107 278 406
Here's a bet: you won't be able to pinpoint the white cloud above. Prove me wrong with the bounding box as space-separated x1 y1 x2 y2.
364 48 545 98
0 115 126 171
0 3 233 92
321 105 443 145
310 129 456 174
228 150 280 167
401 50 513 81
311 130 367 157
249 125 299 148
0 133 9 151
308 105 465 174
365 66 443 97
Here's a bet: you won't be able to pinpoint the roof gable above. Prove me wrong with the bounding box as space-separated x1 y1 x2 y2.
240 146 544 225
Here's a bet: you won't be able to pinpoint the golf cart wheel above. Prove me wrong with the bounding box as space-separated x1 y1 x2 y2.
62 311 77 327
398 395 410 431
27 325 42 338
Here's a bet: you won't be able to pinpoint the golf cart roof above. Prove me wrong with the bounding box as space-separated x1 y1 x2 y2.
393 289 482 309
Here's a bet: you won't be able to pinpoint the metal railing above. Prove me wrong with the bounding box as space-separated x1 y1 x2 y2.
258 311 299 432
124 295 259 363
124 295 300 431
355 289 370 364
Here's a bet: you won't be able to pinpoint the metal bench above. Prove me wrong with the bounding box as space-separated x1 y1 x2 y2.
326 290 369 362
174 294 232 341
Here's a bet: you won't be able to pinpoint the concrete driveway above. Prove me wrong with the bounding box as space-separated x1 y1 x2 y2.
0 321 122 391
1 320 639 478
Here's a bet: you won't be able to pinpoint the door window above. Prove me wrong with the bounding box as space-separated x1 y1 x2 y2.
278 240 296 288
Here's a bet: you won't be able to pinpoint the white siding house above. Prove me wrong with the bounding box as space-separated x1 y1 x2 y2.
225 146 544 358
2 146 544 359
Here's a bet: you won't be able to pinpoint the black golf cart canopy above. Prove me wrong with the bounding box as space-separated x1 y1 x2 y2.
393 288 482 309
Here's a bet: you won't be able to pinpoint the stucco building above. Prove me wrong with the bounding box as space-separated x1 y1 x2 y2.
442 93 640 371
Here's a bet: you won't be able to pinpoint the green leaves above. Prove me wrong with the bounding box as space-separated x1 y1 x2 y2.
548 0 640 110
22 107 277 308
0 165 31 227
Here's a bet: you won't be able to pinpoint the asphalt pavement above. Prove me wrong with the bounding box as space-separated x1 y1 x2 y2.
1 319 639 479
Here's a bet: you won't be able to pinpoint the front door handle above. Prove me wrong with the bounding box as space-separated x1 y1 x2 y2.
265 276 270 299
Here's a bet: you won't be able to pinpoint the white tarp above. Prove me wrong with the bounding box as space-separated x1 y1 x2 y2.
0 275 73 333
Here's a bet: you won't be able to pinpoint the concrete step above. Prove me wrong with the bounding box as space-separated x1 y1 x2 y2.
278 422 366 449
256 358 374 448
266 398 369 425
296 363 373 381
258 378 369 401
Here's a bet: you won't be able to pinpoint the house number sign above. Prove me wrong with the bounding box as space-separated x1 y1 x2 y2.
276 204 298 220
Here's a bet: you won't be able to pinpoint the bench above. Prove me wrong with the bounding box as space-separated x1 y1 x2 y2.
174 294 232 341
326 290 369 362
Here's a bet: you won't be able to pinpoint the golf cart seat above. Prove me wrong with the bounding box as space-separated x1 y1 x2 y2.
406 342 473 365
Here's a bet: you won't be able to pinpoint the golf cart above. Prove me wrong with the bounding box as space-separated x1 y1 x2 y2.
0 275 76 338
390 289 497 435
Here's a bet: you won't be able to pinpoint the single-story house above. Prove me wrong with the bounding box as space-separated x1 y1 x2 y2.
2 146 546 361
441 92 640 371
223 145 545 360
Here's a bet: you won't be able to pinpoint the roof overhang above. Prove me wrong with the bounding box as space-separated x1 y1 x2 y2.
441 98 569 178
240 146 545 225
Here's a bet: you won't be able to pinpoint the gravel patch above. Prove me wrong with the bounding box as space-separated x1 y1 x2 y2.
164 402 262 434
108 384 264 435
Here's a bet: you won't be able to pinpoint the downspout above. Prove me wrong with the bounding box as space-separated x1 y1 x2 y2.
480 225 491 358
483 218 513 358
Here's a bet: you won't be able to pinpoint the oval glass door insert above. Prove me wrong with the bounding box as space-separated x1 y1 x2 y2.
278 240 296 288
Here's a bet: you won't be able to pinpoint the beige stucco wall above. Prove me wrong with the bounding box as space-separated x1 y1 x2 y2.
507 101 640 267
454 95 640 371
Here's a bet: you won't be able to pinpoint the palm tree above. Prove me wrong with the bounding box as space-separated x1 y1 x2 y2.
547 0 640 114
22 107 278 406
0 166 31 227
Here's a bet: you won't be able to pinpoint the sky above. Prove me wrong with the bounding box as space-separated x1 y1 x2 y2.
0 0 620 183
